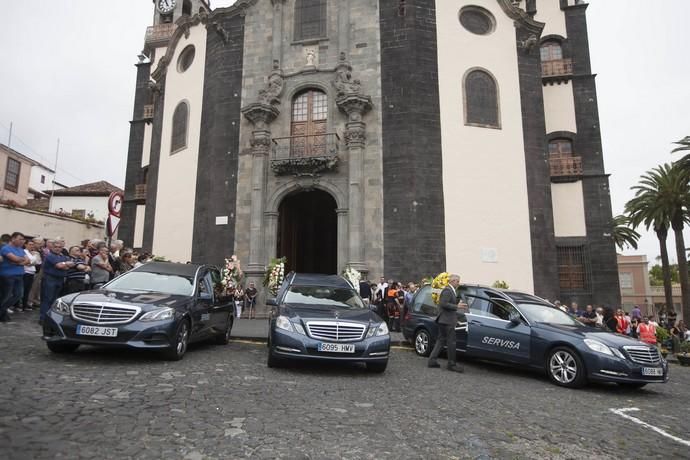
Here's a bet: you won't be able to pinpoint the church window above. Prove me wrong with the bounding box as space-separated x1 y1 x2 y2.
459 6 495 35
540 41 563 61
290 89 328 157
464 69 500 128
182 0 192 16
548 139 573 155
177 45 195 73
171 101 189 153
4 157 21 192
294 0 327 42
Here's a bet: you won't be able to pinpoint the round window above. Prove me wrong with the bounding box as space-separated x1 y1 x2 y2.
177 45 195 73
459 7 495 36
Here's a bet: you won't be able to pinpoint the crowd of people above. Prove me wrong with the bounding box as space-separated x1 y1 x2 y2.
358 276 419 332
0 232 151 324
553 301 689 351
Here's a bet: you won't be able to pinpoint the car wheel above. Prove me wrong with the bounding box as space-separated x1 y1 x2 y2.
547 347 587 388
164 320 190 361
47 342 79 354
414 329 432 357
213 316 233 345
617 382 647 390
366 361 388 373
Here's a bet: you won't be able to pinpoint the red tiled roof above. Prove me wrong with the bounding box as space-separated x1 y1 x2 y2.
48 181 123 197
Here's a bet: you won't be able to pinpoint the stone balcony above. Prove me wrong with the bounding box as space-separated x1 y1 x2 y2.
541 59 573 80
270 133 340 176
145 23 177 47
549 154 582 181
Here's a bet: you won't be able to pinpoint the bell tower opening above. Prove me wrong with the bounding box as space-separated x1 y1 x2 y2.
277 190 337 274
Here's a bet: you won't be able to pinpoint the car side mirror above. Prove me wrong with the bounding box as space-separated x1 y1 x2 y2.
266 298 278 307
509 313 521 326
198 291 213 301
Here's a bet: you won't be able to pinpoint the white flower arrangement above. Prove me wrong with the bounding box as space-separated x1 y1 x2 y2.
342 265 361 289
220 255 242 294
264 257 286 295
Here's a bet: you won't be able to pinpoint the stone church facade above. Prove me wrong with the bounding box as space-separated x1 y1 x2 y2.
119 0 620 306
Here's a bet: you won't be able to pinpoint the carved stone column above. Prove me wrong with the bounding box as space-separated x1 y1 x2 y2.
264 211 279 262
336 208 349 272
241 103 280 278
337 94 372 273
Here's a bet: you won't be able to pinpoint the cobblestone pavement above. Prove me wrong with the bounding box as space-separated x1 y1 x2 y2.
1 313 689 460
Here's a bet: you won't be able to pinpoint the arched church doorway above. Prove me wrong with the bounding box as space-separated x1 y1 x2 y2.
277 189 337 274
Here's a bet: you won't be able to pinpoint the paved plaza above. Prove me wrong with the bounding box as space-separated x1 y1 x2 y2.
1 313 689 459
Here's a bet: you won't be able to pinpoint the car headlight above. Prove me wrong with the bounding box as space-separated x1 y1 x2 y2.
584 338 616 357
367 322 389 338
275 316 306 335
52 298 70 315
140 307 175 322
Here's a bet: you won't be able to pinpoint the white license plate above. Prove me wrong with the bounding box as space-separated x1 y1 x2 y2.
76 325 118 337
318 343 355 353
641 367 663 376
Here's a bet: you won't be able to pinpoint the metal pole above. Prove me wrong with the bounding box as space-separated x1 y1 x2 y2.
48 138 59 213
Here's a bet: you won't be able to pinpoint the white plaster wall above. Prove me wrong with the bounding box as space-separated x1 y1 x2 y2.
534 0 567 38
49 196 110 222
152 24 207 262
141 123 152 168
436 0 534 292
543 82 577 134
134 204 146 248
551 181 587 237
0 205 107 242
29 165 55 193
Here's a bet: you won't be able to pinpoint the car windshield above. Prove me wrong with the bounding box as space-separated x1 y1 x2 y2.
517 303 582 326
104 271 194 296
284 285 365 309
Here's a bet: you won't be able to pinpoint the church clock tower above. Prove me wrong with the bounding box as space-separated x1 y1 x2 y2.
152 0 210 25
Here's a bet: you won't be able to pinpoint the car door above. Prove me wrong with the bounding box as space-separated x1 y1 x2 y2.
459 286 490 355
192 270 215 338
471 293 531 363
209 268 232 332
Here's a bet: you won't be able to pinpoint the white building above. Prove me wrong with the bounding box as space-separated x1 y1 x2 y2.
49 181 122 223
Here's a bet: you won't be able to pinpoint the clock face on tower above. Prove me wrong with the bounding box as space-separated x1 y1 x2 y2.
157 0 177 14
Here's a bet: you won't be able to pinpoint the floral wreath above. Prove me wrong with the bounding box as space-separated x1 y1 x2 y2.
220 255 243 295
264 257 286 295
431 272 450 305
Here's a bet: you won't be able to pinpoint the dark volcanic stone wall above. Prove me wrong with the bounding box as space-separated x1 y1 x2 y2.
119 62 151 247
142 74 166 252
565 3 620 306
379 0 446 281
190 14 245 265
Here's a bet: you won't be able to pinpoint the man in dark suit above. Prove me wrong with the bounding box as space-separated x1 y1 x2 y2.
428 274 464 372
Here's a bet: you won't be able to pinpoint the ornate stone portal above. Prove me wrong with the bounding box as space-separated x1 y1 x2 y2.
241 52 373 279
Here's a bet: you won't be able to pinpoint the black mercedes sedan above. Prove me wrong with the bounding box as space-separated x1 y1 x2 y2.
267 273 390 372
403 284 669 388
42 262 234 360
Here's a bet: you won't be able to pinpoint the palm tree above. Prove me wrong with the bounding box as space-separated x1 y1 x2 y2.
611 215 640 251
672 135 690 176
625 163 690 323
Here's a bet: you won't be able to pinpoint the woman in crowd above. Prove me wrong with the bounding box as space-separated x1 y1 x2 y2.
234 284 245 318
20 238 41 311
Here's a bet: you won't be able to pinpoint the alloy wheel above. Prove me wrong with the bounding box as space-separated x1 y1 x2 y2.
549 350 577 384
415 330 430 356
176 322 189 356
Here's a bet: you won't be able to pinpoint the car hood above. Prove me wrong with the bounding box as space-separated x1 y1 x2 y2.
282 303 378 323
62 289 191 310
533 322 648 348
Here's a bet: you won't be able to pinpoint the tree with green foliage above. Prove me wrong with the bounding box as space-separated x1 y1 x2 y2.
648 264 679 287
626 163 690 323
611 214 640 251
672 135 690 177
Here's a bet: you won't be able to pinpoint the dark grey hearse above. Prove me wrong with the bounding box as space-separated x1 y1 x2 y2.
403 284 669 388
42 262 234 360
267 273 390 372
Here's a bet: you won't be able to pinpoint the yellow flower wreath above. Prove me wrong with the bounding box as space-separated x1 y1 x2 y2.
431 272 450 304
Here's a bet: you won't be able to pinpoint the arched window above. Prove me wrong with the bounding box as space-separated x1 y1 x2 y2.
171 101 189 153
464 69 500 128
548 138 573 155
540 41 562 61
182 0 192 16
294 0 327 41
291 89 327 157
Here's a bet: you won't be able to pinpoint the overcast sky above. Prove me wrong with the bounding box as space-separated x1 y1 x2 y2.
1 0 688 263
